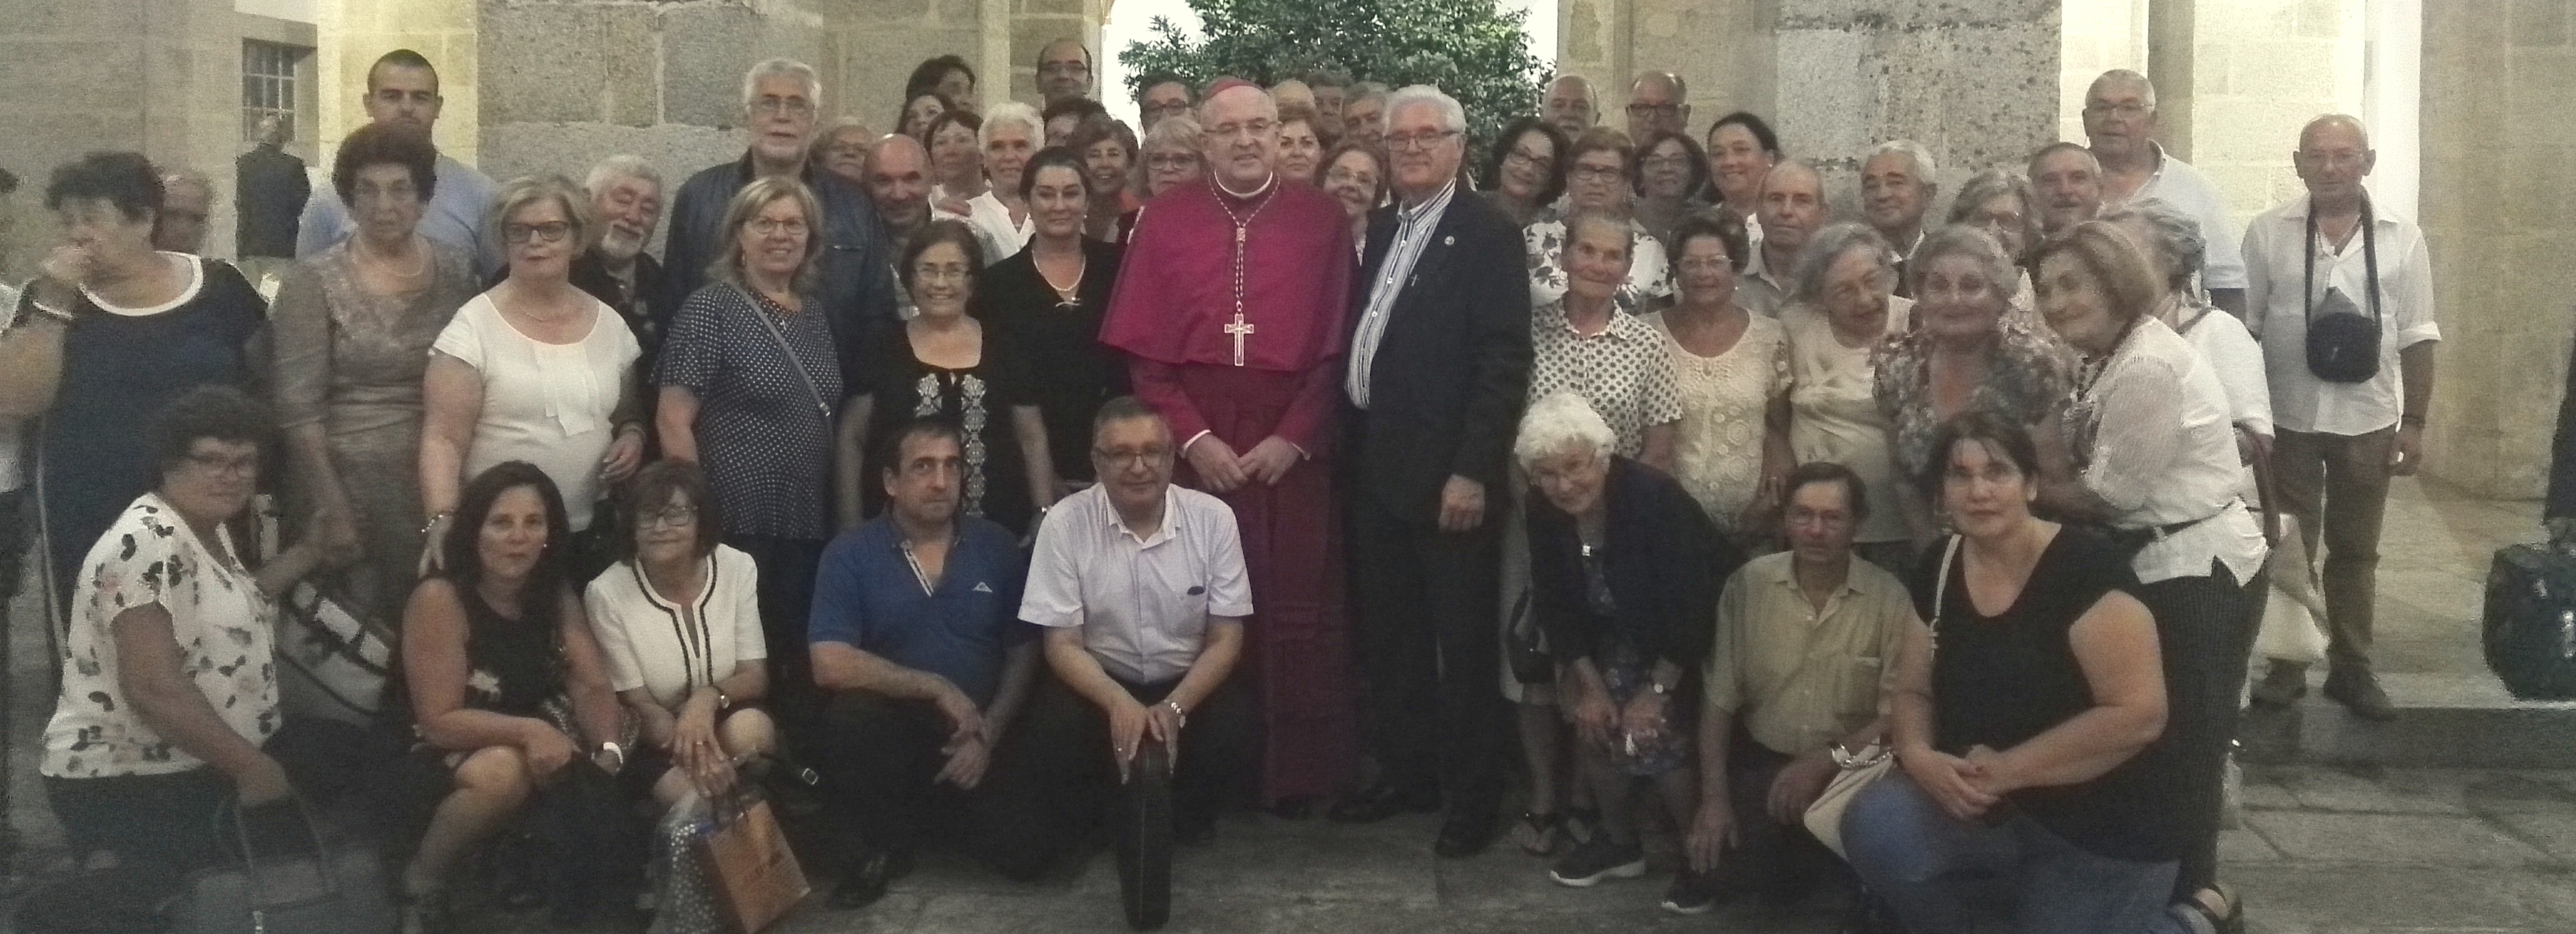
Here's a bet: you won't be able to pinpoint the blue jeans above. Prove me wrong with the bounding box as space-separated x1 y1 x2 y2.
1843 774 2210 934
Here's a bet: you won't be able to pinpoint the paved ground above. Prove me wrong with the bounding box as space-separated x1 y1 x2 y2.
1 479 2569 933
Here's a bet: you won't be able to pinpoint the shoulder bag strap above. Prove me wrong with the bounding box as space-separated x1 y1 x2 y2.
732 283 833 420
2303 196 2383 328
1929 535 1960 660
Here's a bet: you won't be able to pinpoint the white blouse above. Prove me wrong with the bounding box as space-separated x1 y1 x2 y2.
2069 318 2267 585
1782 298 1913 545
585 545 768 710
432 293 641 530
964 190 1036 266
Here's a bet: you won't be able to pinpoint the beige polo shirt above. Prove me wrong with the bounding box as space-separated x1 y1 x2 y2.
1704 552 1917 757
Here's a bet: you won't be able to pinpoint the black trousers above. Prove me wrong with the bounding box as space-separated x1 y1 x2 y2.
1013 668 1255 835
2132 562 2257 899
1718 729 1843 899
1346 488 1505 813
723 534 825 744
809 691 1059 881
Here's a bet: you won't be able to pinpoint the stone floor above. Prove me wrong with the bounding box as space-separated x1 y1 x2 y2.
1 478 2570 933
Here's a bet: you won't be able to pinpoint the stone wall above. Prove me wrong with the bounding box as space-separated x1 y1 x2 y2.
2171 0 2366 231
317 0 480 168
0 0 241 277
2418 0 2576 497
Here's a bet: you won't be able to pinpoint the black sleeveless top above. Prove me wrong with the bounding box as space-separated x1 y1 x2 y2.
1910 529 2182 861
457 585 562 719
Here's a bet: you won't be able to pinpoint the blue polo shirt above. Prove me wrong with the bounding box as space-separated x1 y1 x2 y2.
808 515 1030 706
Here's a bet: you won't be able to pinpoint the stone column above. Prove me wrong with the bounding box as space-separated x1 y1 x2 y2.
2418 0 2576 496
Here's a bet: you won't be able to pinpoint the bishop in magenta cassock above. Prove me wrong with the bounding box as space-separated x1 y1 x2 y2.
1097 80 1357 810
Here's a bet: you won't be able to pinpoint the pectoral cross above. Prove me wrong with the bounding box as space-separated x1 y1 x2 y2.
1224 314 1255 366
1214 186 1276 368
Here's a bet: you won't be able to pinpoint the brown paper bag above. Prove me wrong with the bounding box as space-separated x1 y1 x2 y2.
697 798 809 934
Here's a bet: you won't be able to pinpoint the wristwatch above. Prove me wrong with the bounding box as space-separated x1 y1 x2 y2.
1165 699 1187 728
712 686 733 711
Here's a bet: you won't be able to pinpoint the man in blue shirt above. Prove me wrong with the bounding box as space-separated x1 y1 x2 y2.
294 49 496 274
807 417 1042 908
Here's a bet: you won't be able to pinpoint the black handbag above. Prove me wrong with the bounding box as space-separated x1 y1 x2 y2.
2483 542 2576 700
2302 198 2383 384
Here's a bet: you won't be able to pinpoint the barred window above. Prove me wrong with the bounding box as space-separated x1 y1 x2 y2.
242 40 304 144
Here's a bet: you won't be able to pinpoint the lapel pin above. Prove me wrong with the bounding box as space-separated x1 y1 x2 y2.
1443 235 1456 246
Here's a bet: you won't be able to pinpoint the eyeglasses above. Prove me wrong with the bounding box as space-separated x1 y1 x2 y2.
748 217 809 236
1145 101 1193 117
1569 165 1625 183
637 504 699 529
1626 103 1680 118
1383 129 1461 152
352 182 420 205
1503 148 1553 169
751 96 815 116
1146 152 1200 170
503 221 573 244
182 451 259 479
1640 154 1693 171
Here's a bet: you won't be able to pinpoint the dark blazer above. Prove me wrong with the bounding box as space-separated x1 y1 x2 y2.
1341 187 1534 524
1526 456 1737 672
234 143 309 259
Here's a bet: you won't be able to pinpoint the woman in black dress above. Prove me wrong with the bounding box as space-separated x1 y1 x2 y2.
840 220 1038 535
978 147 1127 516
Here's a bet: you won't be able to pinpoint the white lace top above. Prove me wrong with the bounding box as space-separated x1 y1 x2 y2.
2067 317 2267 585
1644 311 1788 533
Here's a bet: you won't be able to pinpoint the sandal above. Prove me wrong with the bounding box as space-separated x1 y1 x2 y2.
1509 810 1563 856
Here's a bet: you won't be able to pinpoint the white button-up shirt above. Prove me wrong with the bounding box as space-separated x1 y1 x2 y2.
2242 192 2440 437
2108 143 2246 290
1735 241 1790 320
1347 180 1456 409
1020 483 1253 685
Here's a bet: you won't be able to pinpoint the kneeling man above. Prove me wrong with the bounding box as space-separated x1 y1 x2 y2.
808 417 1044 907
1677 463 1916 914
1018 397 1255 844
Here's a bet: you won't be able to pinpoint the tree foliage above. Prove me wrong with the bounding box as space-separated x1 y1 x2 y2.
1118 0 1550 149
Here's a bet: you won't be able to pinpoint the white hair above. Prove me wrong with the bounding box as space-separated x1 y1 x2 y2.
159 167 215 197
1383 85 1467 136
1790 221 1899 304
742 58 822 110
2087 68 2156 109
980 101 1043 149
1866 139 1939 192
1515 392 1618 469
583 155 663 200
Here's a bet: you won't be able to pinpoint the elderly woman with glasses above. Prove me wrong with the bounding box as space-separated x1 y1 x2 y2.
582 460 776 812
1524 128 1673 312
274 123 481 627
1318 140 1390 264
656 175 846 737
1136 114 1205 201
1780 222 1919 570
1945 167 2049 324
422 175 646 585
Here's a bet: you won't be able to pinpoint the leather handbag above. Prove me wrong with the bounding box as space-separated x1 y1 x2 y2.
697 789 809 934
1803 535 1958 858
171 799 396 934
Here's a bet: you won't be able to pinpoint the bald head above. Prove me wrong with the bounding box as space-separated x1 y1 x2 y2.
865 132 932 234
1757 160 1826 255
1270 78 1316 113
1544 75 1596 139
1201 84 1281 190
2294 114 2375 208
1626 70 1689 137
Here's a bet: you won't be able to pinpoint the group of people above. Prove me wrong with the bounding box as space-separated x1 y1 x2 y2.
0 35 2437 934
